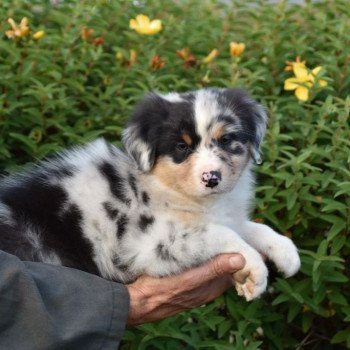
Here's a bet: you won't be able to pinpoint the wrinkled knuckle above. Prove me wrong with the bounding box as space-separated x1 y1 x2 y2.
211 258 225 277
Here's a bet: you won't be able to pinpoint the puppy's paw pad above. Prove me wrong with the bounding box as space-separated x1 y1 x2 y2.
233 269 250 284
233 264 268 301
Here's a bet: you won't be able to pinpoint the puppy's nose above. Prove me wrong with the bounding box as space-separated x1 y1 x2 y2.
202 170 222 188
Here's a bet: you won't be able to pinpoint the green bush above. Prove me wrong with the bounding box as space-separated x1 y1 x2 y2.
1 0 349 348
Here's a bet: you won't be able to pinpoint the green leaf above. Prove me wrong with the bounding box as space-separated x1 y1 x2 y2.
331 330 350 344
321 199 347 214
287 191 298 210
327 221 346 241
217 320 232 339
287 303 302 323
328 290 349 306
9 133 37 154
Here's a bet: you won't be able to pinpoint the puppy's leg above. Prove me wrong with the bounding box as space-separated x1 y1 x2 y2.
202 224 269 301
240 222 300 278
131 222 268 301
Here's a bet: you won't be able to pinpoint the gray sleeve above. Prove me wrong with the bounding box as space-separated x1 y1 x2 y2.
0 250 130 350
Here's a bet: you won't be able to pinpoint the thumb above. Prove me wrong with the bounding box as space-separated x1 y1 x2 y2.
204 254 246 281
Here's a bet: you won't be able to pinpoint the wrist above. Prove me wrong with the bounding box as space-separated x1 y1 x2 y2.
126 284 145 326
126 277 172 326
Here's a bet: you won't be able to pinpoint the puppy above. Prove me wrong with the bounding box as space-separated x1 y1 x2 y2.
0 88 300 301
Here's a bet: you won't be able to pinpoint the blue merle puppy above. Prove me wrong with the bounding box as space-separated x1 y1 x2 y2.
0 88 300 301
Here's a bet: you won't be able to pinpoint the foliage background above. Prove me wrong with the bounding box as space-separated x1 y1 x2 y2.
0 0 349 349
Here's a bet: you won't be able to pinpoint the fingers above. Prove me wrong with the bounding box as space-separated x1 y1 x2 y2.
126 254 246 325
179 254 245 288
204 254 246 280
204 275 233 302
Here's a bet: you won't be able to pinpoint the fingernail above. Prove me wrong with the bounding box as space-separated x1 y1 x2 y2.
229 256 245 270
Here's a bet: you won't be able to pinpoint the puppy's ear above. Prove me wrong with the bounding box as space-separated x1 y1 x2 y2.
223 88 267 164
247 100 267 165
122 93 170 172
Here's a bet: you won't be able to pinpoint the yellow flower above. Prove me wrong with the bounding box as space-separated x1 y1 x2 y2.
203 49 219 64
284 64 327 101
129 14 162 35
5 17 30 39
229 42 245 57
33 30 45 40
285 56 306 72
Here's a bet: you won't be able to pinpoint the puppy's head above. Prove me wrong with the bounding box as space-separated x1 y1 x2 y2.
123 88 267 198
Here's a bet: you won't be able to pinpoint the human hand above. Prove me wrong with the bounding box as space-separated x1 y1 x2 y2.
126 254 245 326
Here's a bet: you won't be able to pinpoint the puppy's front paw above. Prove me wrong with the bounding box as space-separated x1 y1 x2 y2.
233 252 268 301
269 236 300 278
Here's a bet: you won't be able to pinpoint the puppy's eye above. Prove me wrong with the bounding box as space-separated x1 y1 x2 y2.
176 142 190 152
219 134 234 146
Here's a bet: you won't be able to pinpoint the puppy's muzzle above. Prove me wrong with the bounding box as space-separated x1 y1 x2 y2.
202 170 222 188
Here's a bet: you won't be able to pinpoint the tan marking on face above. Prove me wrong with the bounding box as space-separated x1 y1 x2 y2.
182 133 192 145
150 155 204 223
151 144 251 203
211 122 225 141
151 155 197 198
